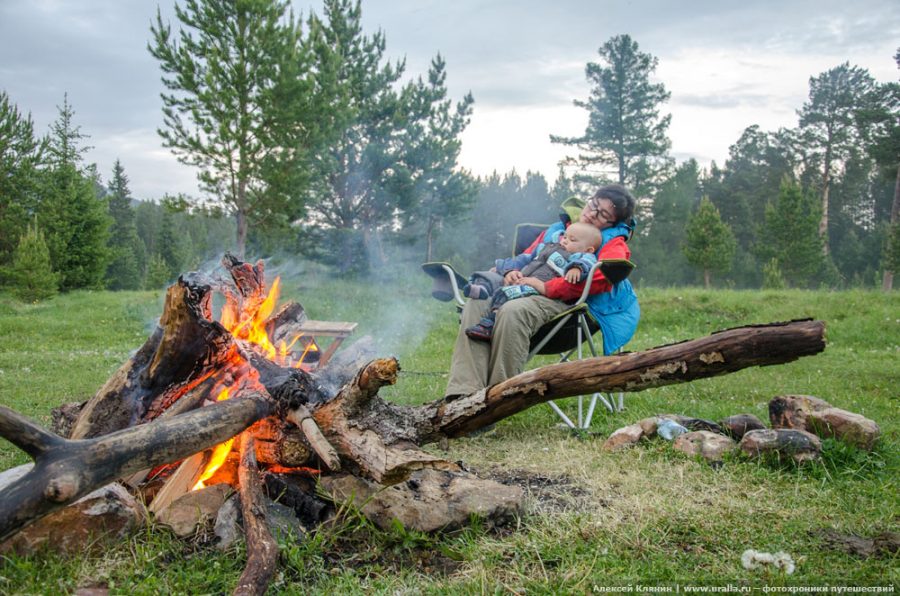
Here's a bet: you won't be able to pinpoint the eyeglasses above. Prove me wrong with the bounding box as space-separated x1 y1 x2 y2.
588 200 615 222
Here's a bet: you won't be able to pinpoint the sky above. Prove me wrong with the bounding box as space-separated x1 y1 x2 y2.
1 0 898 200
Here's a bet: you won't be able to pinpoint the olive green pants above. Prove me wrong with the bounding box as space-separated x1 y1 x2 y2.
445 295 570 397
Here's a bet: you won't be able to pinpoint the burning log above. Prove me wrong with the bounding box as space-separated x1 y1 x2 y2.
0 255 828 594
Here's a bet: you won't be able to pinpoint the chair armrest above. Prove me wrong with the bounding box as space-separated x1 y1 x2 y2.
575 260 602 304
442 264 466 307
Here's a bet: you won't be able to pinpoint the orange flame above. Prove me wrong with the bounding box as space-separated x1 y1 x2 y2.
193 388 235 490
220 276 319 368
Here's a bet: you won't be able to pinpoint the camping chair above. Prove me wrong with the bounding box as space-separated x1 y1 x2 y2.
422 224 635 429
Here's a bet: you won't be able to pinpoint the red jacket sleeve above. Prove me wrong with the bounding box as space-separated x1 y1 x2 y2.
544 236 631 301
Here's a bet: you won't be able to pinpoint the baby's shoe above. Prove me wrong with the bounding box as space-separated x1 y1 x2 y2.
463 283 490 300
465 318 494 342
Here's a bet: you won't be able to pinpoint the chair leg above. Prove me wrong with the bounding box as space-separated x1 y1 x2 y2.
548 400 577 429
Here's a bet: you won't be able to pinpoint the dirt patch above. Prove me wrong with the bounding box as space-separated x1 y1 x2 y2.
486 468 593 514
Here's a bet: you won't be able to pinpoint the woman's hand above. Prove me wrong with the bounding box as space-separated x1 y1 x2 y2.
519 277 546 295
504 270 524 285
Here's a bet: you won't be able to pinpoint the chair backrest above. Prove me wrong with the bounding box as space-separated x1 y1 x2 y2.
513 223 548 256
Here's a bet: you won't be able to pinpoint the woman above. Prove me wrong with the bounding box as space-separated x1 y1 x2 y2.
445 184 639 398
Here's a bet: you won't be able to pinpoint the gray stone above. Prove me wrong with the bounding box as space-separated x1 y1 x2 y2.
739 428 822 463
214 494 242 551
719 414 767 440
263 497 305 542
808 407 881 451
0 482 143 556
601 423 644 451
321 469 523 532
673 430 737 462
156 483 233 537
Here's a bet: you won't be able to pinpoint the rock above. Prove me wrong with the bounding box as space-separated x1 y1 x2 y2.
769 395 881 451
739 429 822 463
673 430 737 462
214 494 242 551
769 394 832 429
601 424 644 450
321 469 523 532
263 498 305 541
808 408 881 451
155 483 233 537
659 414 724 435
636 417 659 437
719 414 767 440
0 482 143 556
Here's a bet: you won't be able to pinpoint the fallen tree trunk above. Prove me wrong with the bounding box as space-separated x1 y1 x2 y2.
309 320 827 482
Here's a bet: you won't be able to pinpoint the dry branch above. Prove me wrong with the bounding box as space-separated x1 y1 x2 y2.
233 434 279 596
0 394 274 542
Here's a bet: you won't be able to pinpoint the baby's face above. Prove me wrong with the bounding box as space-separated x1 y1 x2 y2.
560 229 593 253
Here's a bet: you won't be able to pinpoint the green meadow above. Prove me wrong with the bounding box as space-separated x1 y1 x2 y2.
0 273 897 593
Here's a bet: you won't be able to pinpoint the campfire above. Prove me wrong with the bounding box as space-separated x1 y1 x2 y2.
0 254 828 594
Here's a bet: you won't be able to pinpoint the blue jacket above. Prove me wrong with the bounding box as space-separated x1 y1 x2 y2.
537 220 639 355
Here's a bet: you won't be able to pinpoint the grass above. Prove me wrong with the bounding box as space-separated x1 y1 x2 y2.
0 268 898 593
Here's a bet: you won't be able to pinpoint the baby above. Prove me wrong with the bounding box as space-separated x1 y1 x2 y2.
465 222 602 342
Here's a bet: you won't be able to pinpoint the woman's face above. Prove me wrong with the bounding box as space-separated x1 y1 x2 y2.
579 197 617 230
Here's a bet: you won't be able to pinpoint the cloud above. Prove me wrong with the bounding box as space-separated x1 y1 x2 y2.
1 0 898 200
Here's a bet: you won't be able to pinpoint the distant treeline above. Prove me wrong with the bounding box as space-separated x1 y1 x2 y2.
1 0 898 301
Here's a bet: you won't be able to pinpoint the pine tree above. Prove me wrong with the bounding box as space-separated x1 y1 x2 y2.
105 160 145 289
798 63 876 251
149 0 322 257
307 2 474 271
551 34 672 196
683 196 736 288
759 179 826 288
7 220 59 302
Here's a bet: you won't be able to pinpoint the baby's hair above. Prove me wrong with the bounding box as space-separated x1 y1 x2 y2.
569 222 602 250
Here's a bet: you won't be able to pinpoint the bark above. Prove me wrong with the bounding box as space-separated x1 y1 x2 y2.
883 163 900 291
0 395 275 542
233 435 279 596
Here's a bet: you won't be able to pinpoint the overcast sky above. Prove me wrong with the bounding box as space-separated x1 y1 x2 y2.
1 0 898 200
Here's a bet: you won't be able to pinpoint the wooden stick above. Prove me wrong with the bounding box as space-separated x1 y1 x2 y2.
233 434 279 596
286 406 340 471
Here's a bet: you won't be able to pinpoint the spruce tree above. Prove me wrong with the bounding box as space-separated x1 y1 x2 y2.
759 179 826 288
39 96 111 290
144 253 172 289
683 196 736 288
156 209 184 278
7 220 59 302
0 92 46 265
105 160 145 289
